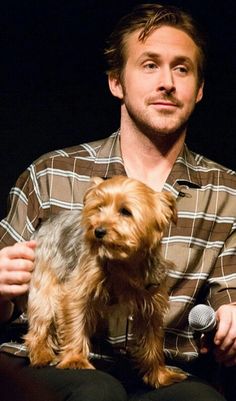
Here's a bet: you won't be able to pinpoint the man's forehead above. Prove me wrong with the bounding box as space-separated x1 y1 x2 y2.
125 26 198 55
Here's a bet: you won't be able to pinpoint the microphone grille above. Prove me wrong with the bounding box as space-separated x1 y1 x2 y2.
188 304 216 332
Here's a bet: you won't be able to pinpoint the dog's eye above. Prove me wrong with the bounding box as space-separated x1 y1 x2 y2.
119 207 132 217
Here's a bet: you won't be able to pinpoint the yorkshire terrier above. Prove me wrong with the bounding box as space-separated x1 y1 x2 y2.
24 175 186 388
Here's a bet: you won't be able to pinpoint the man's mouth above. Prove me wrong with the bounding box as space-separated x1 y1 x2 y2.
153 101 177 107
148 96 182 108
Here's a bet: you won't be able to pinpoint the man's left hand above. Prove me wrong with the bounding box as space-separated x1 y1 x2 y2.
200 304 236 367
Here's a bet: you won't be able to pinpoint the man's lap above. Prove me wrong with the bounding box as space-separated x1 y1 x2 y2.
0 352 228 401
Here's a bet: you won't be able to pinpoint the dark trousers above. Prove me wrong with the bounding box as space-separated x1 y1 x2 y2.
0 352 230 401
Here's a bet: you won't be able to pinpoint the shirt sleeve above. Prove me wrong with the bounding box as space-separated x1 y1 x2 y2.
0 164 42 249
207 226 236 309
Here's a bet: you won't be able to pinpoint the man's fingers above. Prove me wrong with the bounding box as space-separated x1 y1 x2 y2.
0 270 32 285
0 283 30 298
1 241 36 262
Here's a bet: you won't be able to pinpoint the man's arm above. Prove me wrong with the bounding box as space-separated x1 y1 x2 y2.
200 222 236 366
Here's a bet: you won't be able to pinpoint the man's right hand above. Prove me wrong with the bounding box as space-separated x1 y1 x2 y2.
0 241 36 301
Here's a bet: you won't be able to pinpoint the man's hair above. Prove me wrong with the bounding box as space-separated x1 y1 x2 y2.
104 3 206 86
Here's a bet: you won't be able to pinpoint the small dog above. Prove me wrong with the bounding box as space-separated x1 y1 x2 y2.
24 175 186 387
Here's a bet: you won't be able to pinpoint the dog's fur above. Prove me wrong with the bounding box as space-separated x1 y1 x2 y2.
24 175 186 387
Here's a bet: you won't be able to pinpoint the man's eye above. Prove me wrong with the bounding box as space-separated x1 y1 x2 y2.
119 208 132 217
144 62 157 70
175 66 188 74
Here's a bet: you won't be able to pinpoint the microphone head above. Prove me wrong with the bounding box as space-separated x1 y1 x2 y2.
188 304 216 333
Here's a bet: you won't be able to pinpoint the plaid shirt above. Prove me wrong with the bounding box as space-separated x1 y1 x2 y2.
1 130 236 365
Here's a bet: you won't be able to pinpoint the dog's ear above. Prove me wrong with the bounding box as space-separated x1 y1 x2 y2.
83 177 104 205
91 177 104 186
154 192 177 230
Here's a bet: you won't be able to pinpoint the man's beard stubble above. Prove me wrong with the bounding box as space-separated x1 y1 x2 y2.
125 101 188 145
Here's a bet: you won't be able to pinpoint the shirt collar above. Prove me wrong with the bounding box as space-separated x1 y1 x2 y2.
90 130 126 178
164 144 202 197
91 132 202 193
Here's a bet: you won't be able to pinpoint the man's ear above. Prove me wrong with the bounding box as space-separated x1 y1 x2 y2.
196 81 204 103
108 74 124 100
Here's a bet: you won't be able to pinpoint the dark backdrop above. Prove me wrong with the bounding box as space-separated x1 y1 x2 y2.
1 0 236 219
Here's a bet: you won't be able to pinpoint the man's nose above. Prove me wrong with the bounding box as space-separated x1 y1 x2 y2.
157 68 175 93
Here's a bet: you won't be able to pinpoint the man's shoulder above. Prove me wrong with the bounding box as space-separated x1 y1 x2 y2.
187 147 236 182
196 152 235 171
14 131 122 189
33 136 108 167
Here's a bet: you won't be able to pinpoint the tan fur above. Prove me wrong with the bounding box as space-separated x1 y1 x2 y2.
24 175 186 387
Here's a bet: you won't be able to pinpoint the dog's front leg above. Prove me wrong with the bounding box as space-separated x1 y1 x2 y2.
133 310 186 387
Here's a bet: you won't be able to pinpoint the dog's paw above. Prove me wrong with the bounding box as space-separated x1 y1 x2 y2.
143 366 187 388
29 348 55 367
57 353 95 370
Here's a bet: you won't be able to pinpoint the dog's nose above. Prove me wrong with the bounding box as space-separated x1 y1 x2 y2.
94 227 107 239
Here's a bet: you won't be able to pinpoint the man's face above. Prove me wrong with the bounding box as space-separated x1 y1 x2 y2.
109 26 204 138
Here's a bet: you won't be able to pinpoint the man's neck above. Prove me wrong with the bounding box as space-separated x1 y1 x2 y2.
120 125 186 192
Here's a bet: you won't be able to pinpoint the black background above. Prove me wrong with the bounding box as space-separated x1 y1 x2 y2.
0 0 236 219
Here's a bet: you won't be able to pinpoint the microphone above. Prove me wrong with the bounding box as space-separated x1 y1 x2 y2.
188 304 217 351
189 305 222 385
188 304 216 333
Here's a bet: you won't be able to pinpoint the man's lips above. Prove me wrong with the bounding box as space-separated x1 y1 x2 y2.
152 101 177 106
148 98 183 108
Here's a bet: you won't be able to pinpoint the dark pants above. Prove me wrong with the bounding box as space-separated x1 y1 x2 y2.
0 352 231 401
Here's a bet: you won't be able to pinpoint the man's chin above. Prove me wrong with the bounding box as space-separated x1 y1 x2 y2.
141 123 186 139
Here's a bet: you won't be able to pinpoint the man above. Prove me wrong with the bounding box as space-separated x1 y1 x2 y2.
0 4 235 401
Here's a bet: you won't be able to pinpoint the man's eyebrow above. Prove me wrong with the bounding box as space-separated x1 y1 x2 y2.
136 51 161 61
172 55 195 67
136 51 194 66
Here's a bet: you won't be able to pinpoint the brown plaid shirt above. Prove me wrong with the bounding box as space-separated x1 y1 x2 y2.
1 130 236 365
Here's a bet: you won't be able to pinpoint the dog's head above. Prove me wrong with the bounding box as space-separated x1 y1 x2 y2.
81 176 177 260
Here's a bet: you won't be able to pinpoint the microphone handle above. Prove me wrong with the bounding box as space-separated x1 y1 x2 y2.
193 327 217 350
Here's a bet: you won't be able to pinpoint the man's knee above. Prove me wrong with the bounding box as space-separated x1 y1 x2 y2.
68 370 127 401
